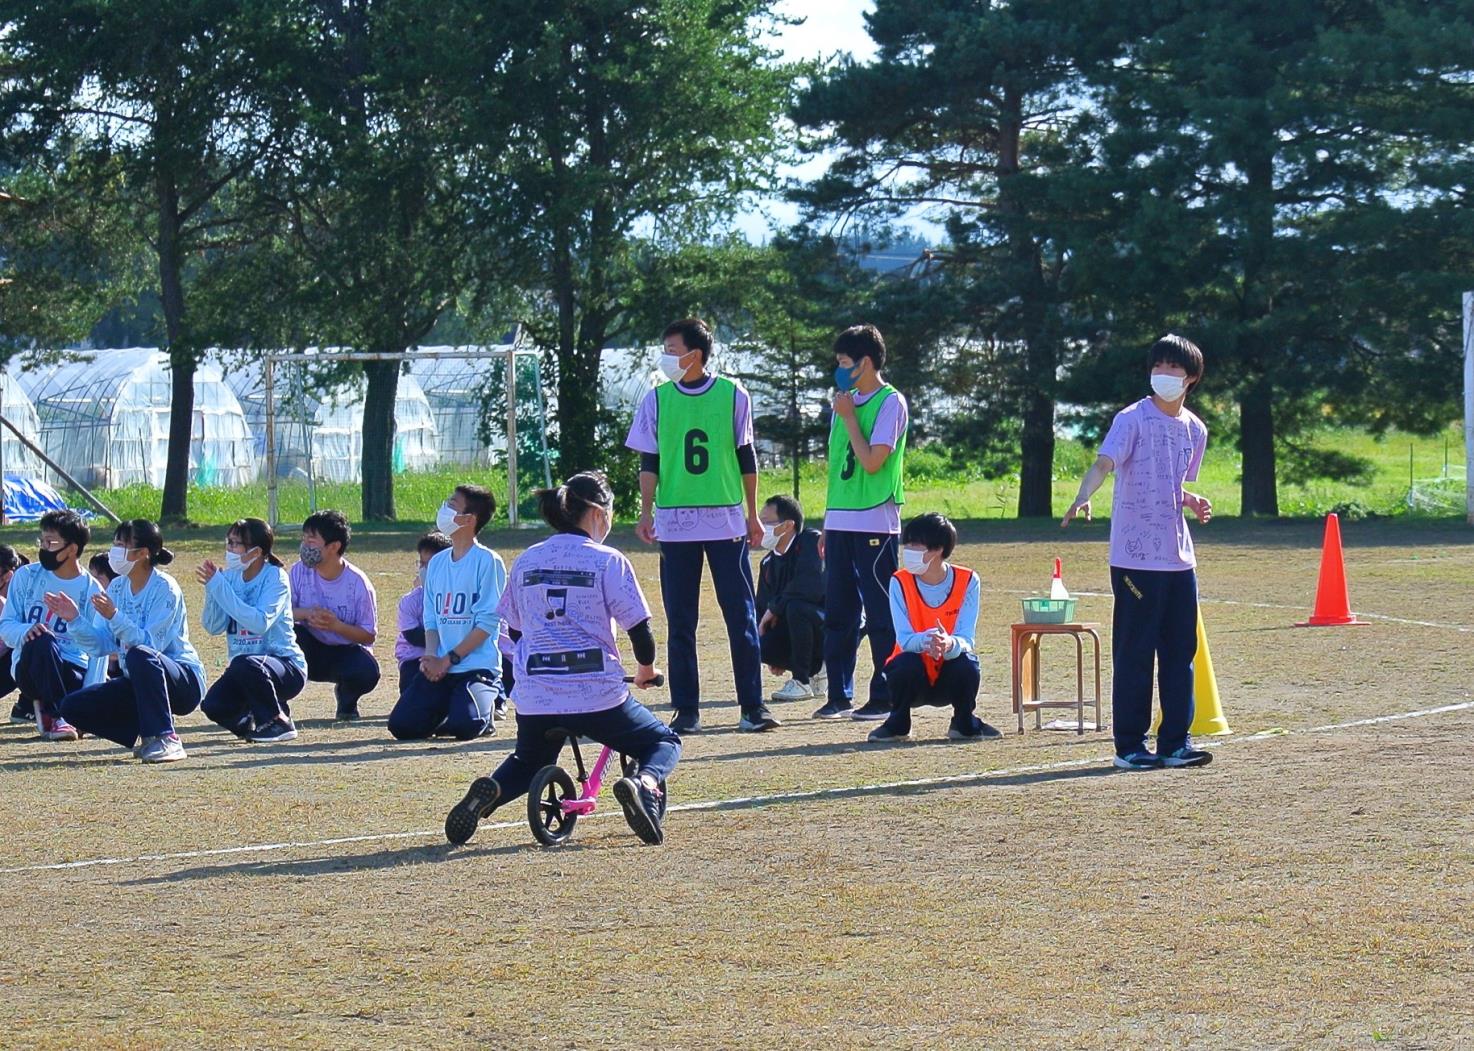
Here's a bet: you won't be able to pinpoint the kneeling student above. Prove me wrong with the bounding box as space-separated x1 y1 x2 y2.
755 495 827 702
291 509 381 721
868 512 1000 743
387 486 505 741
394 531 453 701
61 520 205 763
444 471 681 847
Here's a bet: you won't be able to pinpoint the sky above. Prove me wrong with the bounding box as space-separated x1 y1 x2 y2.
732 0 880 242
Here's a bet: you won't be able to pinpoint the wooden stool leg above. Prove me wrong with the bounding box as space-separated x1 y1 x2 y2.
1074 634 1085 735
1012 633 1024 735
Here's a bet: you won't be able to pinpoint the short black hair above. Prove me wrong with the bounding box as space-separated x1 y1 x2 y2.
454 484 496 534
763 494 804 532
40 509 90 553
901 511 957 560
833 324 886 370
417 531 454 556
1150 334 1204 385
302 509 351 554
663 317 714 363
88 551 118 583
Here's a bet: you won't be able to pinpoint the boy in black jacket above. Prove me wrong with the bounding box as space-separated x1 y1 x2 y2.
756 495 827 703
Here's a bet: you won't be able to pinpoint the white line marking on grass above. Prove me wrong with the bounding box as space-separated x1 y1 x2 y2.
2 700 1471 878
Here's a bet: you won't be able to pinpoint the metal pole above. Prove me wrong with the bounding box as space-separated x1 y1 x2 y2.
506 346 519 528
300 363 317 513
1464 291 1473 525
0 411 120 523
266 353 278 526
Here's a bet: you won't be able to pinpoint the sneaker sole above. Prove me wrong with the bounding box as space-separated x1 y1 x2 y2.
141 750 186 764
612 778 664 846
1162 752 1213 768
868 731 913 742
812 708 853 720
445 777 501 846
1112 756 1165 771
739 718 781 732
850 711 890 722
44 731 79 742
947 727 1003 742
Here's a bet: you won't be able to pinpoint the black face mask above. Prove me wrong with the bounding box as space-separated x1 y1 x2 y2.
38 548 64 572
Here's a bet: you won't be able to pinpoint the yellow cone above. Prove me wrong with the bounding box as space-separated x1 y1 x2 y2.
1152 610 1231 736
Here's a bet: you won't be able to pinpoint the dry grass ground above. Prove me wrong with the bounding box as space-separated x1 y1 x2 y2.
0 517 1470 1049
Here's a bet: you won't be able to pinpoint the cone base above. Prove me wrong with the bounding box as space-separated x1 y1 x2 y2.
1294 616 1370 627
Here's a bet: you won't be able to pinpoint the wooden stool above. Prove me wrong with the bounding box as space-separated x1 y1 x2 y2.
1010 622 1104 735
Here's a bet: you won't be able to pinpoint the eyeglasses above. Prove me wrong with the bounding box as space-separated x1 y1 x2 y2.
36 537 68 551
225 540 249 551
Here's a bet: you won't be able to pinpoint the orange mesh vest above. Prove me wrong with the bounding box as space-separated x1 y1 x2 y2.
887 567 973 684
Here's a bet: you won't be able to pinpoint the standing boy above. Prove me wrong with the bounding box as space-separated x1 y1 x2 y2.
290 509 382 720
627 317 778 734
819 324 908 722
0 510 102 741
1063 334 1214 770
756 494 827 702
388 485 506 741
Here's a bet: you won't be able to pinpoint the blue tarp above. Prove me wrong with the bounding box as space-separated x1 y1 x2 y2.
3 473 74 522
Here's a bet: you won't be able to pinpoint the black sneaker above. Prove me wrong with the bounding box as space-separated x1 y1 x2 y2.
9 699 36 724
247 718 299 743
738 705 781 732
445 776 501 845
851 699 892 722
812 700 854 719
669 709 701 734
1113 750 1165 771
226 715 255 740
334 706 361 722
867 723 913 742
494 697 508 720
947 716 1003 741
1160 745 1213 768
612 775 665 845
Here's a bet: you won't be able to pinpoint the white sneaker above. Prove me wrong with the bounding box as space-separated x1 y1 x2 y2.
771 678 814 702
139 734 187 763
810 668 828 694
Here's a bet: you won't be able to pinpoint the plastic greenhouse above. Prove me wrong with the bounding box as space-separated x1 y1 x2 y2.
220 353 440 483
0 371 47 479
407 345 553 467
18 349 257 489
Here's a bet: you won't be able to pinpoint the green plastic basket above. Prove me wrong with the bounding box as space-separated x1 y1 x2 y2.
1021 597 1078 624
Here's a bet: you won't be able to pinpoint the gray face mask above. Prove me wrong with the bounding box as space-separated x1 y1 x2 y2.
298 542 324 568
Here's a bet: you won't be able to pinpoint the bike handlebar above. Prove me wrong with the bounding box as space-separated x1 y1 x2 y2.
623 673 665 687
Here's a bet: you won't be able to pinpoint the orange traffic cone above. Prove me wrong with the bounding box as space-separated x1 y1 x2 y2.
1295 513 1368 627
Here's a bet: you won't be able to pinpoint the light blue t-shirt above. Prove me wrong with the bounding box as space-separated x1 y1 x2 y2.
421 542 506 674
73 569 206 686
0 561 102 673
888 565 980 660
202 563 306 669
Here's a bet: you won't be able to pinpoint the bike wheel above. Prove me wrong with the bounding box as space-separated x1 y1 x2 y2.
528 765 580 846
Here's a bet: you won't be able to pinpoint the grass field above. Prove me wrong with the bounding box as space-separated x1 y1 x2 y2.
62 422 1468 527
0 516 1470 1048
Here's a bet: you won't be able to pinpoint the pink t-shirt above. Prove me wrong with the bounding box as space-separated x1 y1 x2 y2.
289 558 378 648
1098 397 1208 571
497 532 652 715
625 374 754 543
823 387 909 535
395 587 425 663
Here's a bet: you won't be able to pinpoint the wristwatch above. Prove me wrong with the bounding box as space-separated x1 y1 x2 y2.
448 651 463 666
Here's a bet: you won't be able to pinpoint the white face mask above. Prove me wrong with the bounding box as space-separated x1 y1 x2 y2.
759 523 780 550
224 548 257 574
436 501 463 535
108 545 135 576
1151 373 1188 402
591 503 615 544
901 547 931 574
658 352 687 383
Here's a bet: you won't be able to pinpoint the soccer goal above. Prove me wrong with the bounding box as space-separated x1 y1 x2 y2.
257 337 553 527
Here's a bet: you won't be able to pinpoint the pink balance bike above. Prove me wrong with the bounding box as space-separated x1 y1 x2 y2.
527 675 668 846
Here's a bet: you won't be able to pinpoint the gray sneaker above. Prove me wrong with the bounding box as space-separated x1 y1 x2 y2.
139 734 187 763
